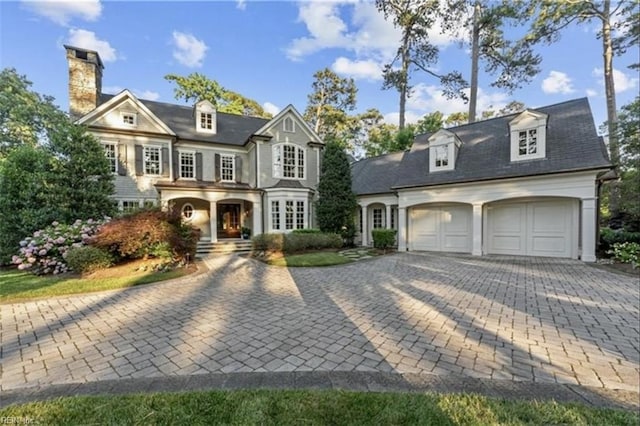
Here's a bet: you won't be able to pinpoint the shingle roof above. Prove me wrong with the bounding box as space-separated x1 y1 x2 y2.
351 98 610 195
99 94 269 146
351 151 405 195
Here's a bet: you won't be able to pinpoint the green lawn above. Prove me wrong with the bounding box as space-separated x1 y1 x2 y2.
267 252 353 267
1 390 636 425
0 261 196 303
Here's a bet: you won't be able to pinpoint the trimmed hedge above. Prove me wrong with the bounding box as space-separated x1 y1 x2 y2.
600 227 640 253
252 232 342 254
65 246 113 274
372 229 397 251
291 229 322 234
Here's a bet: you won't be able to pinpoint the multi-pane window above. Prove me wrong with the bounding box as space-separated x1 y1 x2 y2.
271 201 280 231
285 201 294 230
391 207 396 229
200 112 213 130
121 113 136 126
180 152 194 179
104 143 117 173
296 201 305 229
435 145 448 167
182 203 194 220
221 155 235 181
518 129 537 155
144 200 156 209
283 117 295 132
274 144 305 179
122 201 139 213
373 208 384 229
144 146 160 175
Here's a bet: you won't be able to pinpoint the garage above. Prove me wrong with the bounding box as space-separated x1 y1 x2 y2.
409 204 472 253
486 199 576 258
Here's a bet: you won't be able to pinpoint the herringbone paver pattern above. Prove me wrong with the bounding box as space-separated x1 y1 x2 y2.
1 253 638 392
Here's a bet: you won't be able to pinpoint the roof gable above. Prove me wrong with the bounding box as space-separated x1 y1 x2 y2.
255 105 323 144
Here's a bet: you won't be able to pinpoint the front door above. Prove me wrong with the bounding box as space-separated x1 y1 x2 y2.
217 204 241 238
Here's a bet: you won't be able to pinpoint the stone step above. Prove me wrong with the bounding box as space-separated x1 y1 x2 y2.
196 239 252 255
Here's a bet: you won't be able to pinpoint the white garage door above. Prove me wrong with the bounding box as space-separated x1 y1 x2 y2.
487 200 574 258
410 205 471 253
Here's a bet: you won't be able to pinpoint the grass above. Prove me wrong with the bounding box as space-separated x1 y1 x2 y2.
267 251 353 267
0 259 197 303
1 390 637 425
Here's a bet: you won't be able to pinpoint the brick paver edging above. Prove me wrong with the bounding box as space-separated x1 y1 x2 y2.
2 372 638 411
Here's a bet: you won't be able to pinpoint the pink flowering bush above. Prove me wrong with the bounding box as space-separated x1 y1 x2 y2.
12 218 109 275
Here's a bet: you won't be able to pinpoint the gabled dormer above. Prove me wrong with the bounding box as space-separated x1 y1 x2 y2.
428 129 462 172
509 110 548 162
195 100 216 134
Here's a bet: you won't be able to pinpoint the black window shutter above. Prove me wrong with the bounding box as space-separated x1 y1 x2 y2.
135 145 143 176
235 156 242 183
196 153 203 181
214 153 221 182
172 150 179 180
117 144 127 176
161 147 169 177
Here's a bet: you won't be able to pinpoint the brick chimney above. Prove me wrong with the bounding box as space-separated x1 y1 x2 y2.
64 45 104 119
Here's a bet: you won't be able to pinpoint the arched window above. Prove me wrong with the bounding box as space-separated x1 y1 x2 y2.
272 144 305 179
181 203 194 220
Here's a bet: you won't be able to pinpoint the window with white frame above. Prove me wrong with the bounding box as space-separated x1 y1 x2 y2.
283 116 295 133
273 144 305 179
434 145 449 168
296 201 305 229
104 143 117 174
200 112 213 130
121 112 137 126
271 201 281 231
144 146 161 175
182 203 194 220
221 155 235 181
373 208 384 229
122 201 139 213
285 201 294 230
180 152 195 179
518 129 537 155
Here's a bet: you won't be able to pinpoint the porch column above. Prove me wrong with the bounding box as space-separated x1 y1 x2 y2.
209 201 217 243
253 200 263 236
361 205 368 247
581 198 597 262
397 207 407 251
472 203 483 256
386 204 392 229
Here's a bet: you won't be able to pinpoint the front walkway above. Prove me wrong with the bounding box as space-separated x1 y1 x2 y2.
1 253 638 407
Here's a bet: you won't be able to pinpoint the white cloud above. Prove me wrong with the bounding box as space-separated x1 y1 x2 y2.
541 71 575 94
236 0 246 10
586 88 598 97
383 111 423 126
286 2 350 60
102 86 160 101
102 86 124 94
67 29 117 62
332 57 382 80
593 67 639 93
22 0 101 26
171 31 208 68
263 102 281 116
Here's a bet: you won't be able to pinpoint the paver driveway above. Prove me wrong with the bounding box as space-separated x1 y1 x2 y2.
1 253 638 393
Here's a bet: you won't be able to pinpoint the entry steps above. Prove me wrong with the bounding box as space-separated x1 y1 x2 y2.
196 239 252 256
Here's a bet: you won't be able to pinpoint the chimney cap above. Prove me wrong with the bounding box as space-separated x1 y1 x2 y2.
64 44 104 69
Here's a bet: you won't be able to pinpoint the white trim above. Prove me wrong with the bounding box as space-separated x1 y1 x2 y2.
142 144 162 176
255 104 323 144
220 154 235 182
509 110 548 162
181 203 195 220
120 111 137 127
102 141 118 175
178 150 196 180
195 100 217 134
272 143 305 180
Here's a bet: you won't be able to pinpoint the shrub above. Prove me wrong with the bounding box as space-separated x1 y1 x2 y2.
252 233 284 252
372 229 397 251
291 228 321 234
600 227 640 253
608 242 640 268
65 246 114 274
252 232 342 255
12 218 107 275
91 209 200 262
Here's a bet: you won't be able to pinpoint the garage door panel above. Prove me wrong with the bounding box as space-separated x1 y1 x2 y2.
531 236 567 254
487 205 525 255
443 235 471 252
443 208 470 233
530 204 567 233
491 205 524 233
410 205 471 253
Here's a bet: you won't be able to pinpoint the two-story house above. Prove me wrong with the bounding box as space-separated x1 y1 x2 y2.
66 45 323 243
351 99 612 262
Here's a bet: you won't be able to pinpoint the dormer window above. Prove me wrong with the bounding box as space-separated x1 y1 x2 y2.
509 110 547 161
121 112 137 127
195 100 216 134
283 116 295 133
428 129 461 172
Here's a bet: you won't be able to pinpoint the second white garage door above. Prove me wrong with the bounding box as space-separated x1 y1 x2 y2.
409 205 472 253
486 200 575 258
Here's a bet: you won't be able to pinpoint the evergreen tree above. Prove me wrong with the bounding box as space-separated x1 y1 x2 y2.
316 139 358 244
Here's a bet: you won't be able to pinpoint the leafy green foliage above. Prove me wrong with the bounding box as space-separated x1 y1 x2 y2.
372 229 397 251
0 69 114 264
164 73 271 118
65 246 114 274
252 232 342 254
317 140 358 242
364 124 415 157
291 228 321 234
91 209 199 261
608 242 640 268
600 227 640 253
415 111 444 134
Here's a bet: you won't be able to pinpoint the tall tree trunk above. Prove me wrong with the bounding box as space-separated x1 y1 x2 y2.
399 31 411 130
602 0 621 223
468 0 481 123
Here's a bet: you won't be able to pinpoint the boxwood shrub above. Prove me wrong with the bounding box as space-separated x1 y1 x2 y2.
252 232 342 254
372 229 397 251
65 246 114 274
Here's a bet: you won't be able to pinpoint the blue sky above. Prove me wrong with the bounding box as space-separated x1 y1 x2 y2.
1 0 638 130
